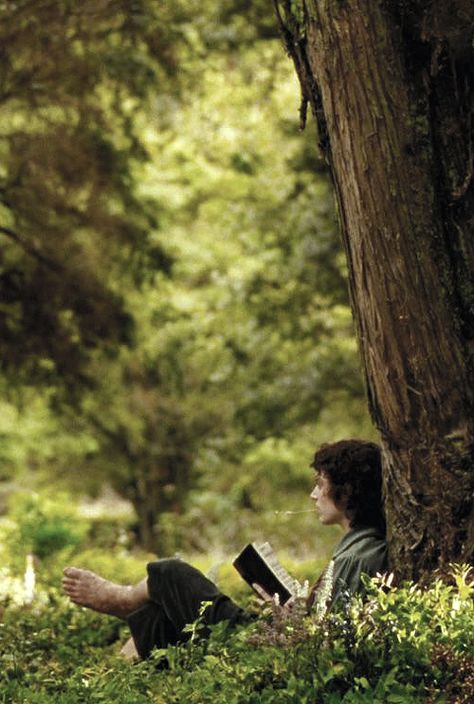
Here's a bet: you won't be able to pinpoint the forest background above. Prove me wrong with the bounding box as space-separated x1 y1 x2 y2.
0 0 373 569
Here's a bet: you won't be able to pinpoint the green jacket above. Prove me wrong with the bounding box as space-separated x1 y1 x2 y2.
310 526 388 612
330 526 388 606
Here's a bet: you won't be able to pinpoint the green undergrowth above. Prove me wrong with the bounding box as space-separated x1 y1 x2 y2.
0 564 473 703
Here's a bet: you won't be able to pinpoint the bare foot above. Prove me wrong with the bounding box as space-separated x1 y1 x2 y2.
120 637 139 661
62 567 148 618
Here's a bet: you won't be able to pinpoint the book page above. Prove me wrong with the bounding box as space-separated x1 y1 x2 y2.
254 542 301 595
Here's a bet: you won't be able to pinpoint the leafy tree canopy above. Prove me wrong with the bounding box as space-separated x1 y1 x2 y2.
0 0 186 386
0 0 373 551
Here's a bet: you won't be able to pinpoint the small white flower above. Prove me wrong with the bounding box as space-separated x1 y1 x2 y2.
313 560 334 619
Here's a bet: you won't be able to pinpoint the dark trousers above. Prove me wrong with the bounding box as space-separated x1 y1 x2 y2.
126 558 248 659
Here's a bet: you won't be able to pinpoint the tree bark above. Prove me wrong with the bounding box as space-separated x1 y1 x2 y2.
275 0 474 579
128 467 182 554
126 448 192 553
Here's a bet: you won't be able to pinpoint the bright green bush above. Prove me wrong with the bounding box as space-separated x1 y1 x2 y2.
4 492 89 563
0 565 473 703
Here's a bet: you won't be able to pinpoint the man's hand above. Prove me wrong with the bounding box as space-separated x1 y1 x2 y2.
251 583 293 609
252 582 273 603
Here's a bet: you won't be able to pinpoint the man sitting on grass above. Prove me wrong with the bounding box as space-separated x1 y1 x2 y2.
63 439 388 660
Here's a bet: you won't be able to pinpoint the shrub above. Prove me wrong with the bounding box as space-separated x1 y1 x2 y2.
4 492 88 563
0 563 472 703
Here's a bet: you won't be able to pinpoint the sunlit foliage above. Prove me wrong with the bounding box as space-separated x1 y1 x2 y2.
0 1 372 552
0 0 183 383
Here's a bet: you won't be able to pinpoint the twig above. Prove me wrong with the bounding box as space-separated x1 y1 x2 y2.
0 224 63 272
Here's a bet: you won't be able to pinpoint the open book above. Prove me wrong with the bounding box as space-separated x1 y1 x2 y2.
233 542 301 605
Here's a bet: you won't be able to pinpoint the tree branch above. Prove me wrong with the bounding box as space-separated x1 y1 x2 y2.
0 225 63 272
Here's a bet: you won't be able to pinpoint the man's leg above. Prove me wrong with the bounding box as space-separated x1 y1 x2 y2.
62 564 180 660
62 567 149 618
146 558 247 633
127 558 249 659
63 559 249 659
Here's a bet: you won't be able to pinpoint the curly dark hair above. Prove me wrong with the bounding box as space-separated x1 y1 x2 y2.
311 439 386 533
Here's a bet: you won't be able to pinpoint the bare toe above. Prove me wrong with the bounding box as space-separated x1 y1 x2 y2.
63 566 90 579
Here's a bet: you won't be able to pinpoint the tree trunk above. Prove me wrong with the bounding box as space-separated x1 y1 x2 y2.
275 0 474 579
129 472 173 554
127 450 192 553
